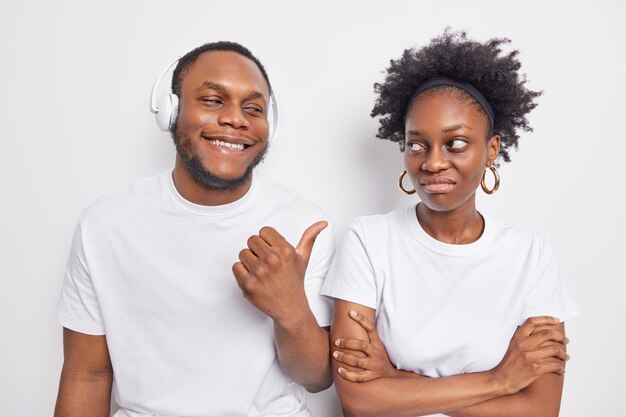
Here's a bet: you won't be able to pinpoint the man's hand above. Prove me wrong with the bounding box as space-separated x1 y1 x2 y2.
232 221 327 324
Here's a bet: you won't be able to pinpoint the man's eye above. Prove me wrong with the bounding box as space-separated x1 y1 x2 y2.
245 106 263 115
200 98 223 105
407 142 425 152
448 139 468 150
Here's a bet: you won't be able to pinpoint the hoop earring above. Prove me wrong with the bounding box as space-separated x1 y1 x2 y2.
481 166 500 195
398 170 416 195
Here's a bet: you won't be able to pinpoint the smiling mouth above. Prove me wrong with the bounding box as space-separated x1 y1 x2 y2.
201 133 256 152
207 139 246 151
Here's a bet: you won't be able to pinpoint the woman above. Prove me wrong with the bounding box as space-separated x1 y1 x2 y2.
321 30 577 417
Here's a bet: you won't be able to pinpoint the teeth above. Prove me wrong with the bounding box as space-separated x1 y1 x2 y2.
208 139 245 151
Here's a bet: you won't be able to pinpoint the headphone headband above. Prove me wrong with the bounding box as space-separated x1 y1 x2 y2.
150 57 180 114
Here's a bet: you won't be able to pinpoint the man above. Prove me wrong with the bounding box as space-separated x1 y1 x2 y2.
54 41 334 417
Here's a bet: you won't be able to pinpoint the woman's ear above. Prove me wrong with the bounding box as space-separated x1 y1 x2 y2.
487 134 501 166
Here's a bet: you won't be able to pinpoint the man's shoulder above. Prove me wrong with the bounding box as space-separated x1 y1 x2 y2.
79 171 167 227
254 176 331 248
257 175 327 219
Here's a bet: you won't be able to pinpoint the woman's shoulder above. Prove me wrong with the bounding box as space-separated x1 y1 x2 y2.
485 214 551 251
350 206 411 233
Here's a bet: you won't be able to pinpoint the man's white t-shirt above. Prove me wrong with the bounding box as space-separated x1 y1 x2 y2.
57 170 334 417
321 205 577 417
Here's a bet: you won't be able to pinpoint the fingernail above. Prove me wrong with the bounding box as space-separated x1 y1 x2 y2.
337 367 344 374
564 337 570 344
566 354 571 361
552 317 560 322
349 310 358 318
332 351 339 359
334 339 342 346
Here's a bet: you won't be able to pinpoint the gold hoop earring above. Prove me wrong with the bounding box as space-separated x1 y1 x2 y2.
481 166 500 195
398 170 416 195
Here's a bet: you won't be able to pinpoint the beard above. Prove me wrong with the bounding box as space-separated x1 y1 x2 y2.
172 128 269 191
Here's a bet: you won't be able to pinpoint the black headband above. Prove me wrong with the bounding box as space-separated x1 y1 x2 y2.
410 77 495 130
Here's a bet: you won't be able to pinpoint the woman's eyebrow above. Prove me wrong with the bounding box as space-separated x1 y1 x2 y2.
442 123 471 132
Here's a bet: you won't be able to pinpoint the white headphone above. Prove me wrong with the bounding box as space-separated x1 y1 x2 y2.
149 56 279 140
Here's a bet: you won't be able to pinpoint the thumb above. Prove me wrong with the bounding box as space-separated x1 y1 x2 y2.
295 220 328 265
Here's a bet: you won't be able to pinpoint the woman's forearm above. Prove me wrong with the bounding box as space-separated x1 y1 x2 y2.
338 367 563 417
446 373 564 417
336 368 506 417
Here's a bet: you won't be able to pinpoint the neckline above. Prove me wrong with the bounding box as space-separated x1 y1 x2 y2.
404 204 494 257
163 170 258 216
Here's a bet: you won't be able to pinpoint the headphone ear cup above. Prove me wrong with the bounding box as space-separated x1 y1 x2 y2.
268 92 278 142
169 94 179 132
155 93 179 132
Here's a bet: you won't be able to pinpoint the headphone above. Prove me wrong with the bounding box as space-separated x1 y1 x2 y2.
149 56 279 140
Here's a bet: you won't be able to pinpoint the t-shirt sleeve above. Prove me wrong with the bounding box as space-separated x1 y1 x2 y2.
520 235 578 324
304 222 335 327
321 219 377 310
56 221 105 335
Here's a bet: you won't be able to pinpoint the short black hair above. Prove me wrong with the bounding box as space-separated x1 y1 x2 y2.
371 29 541 163
171 41 272 98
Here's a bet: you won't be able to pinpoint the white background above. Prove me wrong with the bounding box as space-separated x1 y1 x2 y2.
1 1 624 416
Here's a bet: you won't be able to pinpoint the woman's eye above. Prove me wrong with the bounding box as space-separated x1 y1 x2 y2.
448 139 468 150
406 142 425 152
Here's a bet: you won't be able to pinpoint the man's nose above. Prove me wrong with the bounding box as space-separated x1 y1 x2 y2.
217 103 249 130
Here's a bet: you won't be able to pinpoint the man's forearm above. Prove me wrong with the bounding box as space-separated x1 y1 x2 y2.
274 306 332 392
54 367 113 417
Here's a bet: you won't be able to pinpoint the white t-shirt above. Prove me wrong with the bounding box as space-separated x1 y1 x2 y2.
56 170 334 417
321 205 577 417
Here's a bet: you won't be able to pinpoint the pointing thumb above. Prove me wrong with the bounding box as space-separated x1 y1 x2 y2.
295 221 328 265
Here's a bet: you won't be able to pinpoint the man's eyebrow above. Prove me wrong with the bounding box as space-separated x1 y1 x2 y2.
442 123 470 132
246 91 265 101
195 81 227 93
195 81 267 102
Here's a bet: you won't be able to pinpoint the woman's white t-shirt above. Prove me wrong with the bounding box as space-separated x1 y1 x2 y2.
321 205 577 416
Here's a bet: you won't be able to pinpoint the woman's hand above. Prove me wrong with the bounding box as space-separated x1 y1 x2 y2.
332 309 403 382
491 316 570 396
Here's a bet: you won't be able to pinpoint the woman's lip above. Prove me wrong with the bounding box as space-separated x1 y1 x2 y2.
420 176 456 185
419 177 456 193
422 183 456 193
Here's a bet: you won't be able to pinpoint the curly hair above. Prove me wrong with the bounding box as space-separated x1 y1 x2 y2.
371 29 541 163
171 41 272 98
